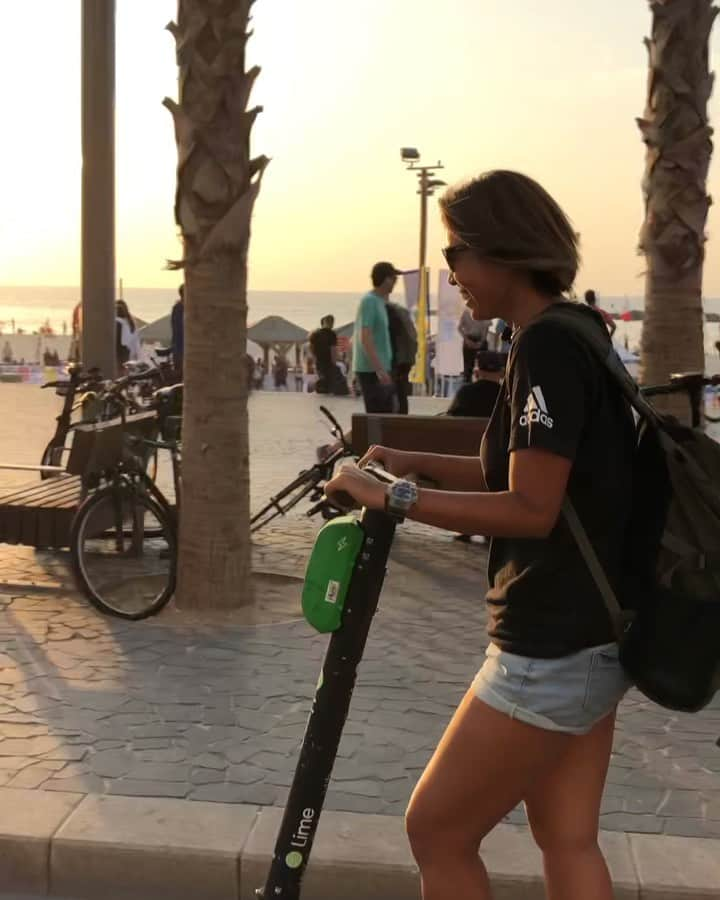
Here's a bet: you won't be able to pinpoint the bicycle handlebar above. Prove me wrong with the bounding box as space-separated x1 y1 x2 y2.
113 366 161 390
318 405 350 452
42 373 103 390
641 372 720 398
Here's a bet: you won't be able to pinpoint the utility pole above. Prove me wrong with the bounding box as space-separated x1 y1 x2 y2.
400 148 445 269
399 149 445 397
81 0 116 376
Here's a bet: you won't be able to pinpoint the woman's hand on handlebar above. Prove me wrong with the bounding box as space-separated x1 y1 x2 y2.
358 445 415 478
324 461 387 512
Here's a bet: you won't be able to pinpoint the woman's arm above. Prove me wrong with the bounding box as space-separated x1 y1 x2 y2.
359 446 487 491
325 447 571 539
407 448 571 537
401 451 487 492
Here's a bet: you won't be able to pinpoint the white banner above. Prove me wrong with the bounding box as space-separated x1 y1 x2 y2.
434 269 464 376
402 270 421 315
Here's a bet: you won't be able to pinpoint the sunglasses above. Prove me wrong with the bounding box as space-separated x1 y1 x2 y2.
441 243 474 271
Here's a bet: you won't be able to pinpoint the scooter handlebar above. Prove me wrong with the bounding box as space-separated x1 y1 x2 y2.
322 461 400 513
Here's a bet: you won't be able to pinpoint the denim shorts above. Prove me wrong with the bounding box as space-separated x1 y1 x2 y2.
472 641 632 735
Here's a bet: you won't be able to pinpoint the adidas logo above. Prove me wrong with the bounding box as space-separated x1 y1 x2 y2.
519 385 554 429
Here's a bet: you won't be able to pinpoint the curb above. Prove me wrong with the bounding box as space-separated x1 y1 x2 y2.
0 789 718 899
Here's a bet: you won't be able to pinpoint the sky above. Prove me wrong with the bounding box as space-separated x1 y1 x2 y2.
1 0 720 296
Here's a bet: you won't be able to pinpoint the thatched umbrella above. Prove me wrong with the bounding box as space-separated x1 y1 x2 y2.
247 315 310 369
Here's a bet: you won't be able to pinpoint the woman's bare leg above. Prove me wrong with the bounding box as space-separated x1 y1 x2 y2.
524 711 617 900
405 689 570 900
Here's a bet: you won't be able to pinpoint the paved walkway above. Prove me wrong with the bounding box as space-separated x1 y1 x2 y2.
0 386 718 839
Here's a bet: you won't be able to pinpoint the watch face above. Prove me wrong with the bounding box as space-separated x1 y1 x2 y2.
394 482 416 503
390 480 417 510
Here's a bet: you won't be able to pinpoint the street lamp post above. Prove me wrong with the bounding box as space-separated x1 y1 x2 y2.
400 148 446 269
81 0 116 376
399 149 446 397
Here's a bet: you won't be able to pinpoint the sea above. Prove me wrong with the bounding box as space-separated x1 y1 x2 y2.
3 284 720 361
0 285 362 336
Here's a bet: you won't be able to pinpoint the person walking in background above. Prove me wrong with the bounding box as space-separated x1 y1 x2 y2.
170 284 184 378
309 315 339 394
273 355 288 390
584 289 616 338
387 298 418 414
69 301 82 363
458 307 490 381
253 358 265 390
352 261 401 413
115 299 141 366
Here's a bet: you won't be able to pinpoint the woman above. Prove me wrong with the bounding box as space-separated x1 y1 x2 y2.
115 299 141 366
325 170 635 900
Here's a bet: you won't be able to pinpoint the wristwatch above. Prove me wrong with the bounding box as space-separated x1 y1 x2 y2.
385 479 418 519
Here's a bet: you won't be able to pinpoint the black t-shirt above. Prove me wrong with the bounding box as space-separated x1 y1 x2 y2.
309 327 337 370
479 303 636 658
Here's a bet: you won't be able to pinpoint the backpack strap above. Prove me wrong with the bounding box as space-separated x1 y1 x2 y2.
541 304 660 427
542 305 649 639
561 498 631 641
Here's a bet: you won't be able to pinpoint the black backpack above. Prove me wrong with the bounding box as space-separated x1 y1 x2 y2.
386 302 418 369
545 303 720 712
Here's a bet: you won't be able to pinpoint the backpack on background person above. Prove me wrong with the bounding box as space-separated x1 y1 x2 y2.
545 303 720 714
386 301 418 371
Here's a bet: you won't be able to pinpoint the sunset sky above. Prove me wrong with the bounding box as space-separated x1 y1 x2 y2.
2 1 720 296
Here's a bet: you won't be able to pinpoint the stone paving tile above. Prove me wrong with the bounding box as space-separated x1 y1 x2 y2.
0 387 719 837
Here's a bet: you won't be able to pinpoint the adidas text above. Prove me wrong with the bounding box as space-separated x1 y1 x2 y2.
520 385 553 429
519 409 554 429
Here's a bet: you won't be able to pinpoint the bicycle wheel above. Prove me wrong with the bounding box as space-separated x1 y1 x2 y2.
70 485 176 619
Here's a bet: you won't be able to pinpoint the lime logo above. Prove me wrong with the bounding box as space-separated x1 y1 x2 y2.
285 851 303 869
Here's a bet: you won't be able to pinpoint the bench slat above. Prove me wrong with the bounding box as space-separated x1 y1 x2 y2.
0 479 81 508
0 475 79 503
42 484 84 509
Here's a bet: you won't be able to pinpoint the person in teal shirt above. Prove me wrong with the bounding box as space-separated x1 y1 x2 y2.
352 261 402 412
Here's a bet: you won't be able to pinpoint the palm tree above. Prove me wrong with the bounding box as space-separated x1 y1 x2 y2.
164 0 268 609
637 0 717 419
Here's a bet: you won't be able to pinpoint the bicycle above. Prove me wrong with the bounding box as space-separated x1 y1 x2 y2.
40 363 104 477
41 365 172 482
249 405 352 532
122 350 179 406
69 384 182 620
641 371 720 426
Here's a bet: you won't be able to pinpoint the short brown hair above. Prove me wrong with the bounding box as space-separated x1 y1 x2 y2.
439 170 580 296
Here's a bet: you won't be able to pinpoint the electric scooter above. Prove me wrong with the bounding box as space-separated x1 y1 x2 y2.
256 462 400 899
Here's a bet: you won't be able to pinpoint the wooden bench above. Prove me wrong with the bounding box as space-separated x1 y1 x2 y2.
0 412 158 550
351 413 489 458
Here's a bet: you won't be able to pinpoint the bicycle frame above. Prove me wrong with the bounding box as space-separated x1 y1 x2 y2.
250 443 350 533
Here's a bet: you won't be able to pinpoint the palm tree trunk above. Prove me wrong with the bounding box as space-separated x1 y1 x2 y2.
164 0 268 609
638 0 717 420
